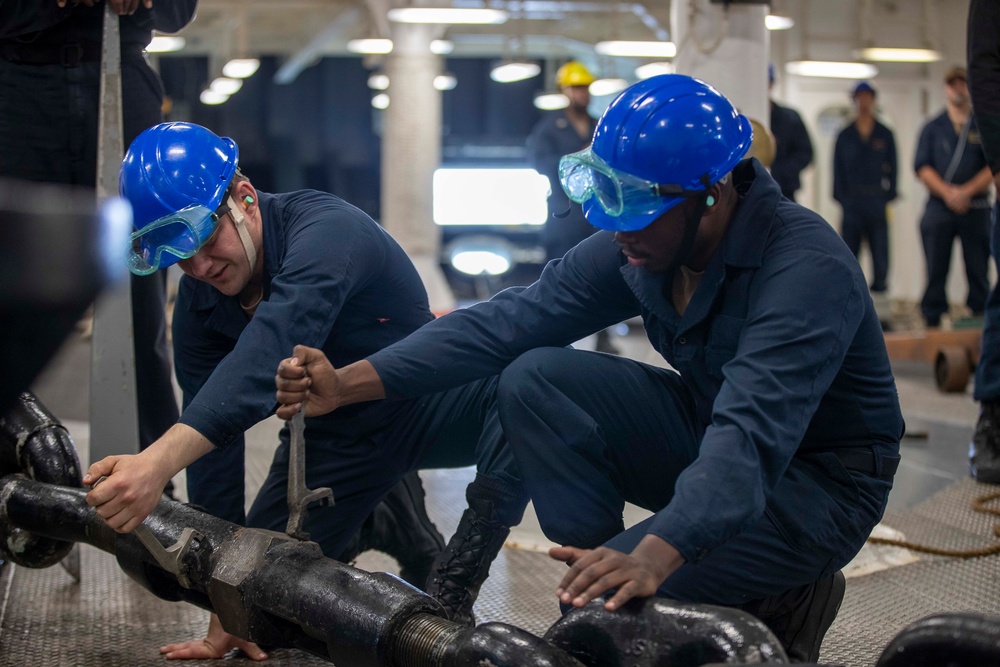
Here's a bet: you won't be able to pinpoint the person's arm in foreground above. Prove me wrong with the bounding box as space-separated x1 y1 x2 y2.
274 345 384 419
83 424 213 532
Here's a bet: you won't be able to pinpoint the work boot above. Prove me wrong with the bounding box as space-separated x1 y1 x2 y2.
970 401 1000 484
740 571 846 663
425 496 511 626
341 471 445 588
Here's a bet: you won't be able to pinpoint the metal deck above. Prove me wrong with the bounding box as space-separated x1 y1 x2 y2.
1 333 997 666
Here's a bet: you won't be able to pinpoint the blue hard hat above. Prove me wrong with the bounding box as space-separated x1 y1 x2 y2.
119 122 239 273
561 74 753 232
121 122 239 228
852 81 876 97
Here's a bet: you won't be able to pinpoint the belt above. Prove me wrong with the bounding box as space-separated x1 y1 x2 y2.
0 41 141 67
831 446 900 479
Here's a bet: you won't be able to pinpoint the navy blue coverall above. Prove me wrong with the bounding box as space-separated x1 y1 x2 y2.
369 159 903 605
914 111 992 326
173 189 524 558
527 111 598 259
969 0 1000 403
0 1 195 450
833 120 898 293
770 100 814 202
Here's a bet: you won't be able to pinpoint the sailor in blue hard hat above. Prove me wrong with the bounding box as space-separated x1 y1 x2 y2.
275 74 904 662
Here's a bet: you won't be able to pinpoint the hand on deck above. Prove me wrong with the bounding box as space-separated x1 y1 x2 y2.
160 613 268 661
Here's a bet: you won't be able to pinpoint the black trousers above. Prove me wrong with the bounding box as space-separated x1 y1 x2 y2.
919 203 992 325
840 197 890 292
0 54 179 448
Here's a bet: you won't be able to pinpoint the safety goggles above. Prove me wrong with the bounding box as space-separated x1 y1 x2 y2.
126 203 225 275
559 147 709 220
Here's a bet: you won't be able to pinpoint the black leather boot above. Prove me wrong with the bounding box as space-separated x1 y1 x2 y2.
739 571 846 663
971 401 1000 484
340 471 445 589
425 495 511 626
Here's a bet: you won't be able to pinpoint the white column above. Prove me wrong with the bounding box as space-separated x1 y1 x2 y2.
670 0 770 128
381 22 455 314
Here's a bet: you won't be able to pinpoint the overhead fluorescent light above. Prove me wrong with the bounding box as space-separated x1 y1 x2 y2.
595 40 676 58
534 92 569 110
210 77 243 96
367 73 390 90
589 78 629 97
434 73 458 91
765 14 795 30
147 35 185 53
372 93 390 110
388 7 508 25
199 89 228 105
490 61 540 83
348 38 393 55
785 60 879 79
635 62 675 79
854 47 941 63
223 58 260 79
431 39 455 55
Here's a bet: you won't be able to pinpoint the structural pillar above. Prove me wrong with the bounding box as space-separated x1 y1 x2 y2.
381 22 455 314
670 0 770 128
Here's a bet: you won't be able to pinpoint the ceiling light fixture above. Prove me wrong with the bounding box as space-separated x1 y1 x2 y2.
635 62 675 79
533 92 569 111
387 7 508 25
785 60 879 79
199 89 228 105
595 40 676 58
589 78 629 97
854 47 941 63
147 35 185 53
431 40 455 55
490 61 540 83
367 73 390 90
222 58 260 79
347 38 393 55
434 73 458 91
209 77 243 96
372 93 390 110
765 14 795 30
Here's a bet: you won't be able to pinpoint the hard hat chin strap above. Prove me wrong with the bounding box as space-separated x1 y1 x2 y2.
226 195 257 275
668 194 709 275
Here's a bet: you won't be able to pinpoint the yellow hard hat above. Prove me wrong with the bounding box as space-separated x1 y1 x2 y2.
556 61 595 88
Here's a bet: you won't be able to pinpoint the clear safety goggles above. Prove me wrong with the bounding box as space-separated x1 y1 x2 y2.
126 204 225 276
559 147 708 220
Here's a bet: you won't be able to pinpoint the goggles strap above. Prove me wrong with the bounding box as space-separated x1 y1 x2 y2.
227 195 257 274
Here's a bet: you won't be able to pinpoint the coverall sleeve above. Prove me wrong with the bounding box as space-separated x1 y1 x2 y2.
647 243 868 562
832 131 847 204
968 0 1000 173
885 129 898 201
179 210 387 447
369 232 639 398
786 110 814 175
149 0 198 33
913 123 934 173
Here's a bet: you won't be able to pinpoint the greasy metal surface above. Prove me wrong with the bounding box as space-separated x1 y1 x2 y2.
0 547 329 666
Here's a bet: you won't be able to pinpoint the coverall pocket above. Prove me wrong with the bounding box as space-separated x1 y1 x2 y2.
764 452 861 552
